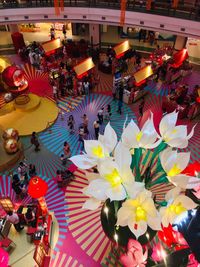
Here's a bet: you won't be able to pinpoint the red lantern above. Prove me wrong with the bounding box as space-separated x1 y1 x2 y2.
28 177 48 216
28 176 48 199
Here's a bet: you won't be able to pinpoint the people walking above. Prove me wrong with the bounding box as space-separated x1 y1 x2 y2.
97 107 104 125
67 115 75 133
31 132 40 151
93 120 100 140
82 114 89 134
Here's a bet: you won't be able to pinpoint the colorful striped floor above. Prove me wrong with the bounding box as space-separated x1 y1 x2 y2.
0 62 200 267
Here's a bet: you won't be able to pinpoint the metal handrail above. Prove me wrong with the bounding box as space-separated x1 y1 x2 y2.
0 0 200 21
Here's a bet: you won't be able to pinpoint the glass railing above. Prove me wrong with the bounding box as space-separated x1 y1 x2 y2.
0 0 200 21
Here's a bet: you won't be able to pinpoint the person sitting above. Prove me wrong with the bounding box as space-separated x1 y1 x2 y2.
24 208 36 228
12 174 24 199
6 210 24 232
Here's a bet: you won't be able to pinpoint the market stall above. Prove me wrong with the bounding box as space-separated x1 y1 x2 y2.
74 57 95 79
41 38 63 56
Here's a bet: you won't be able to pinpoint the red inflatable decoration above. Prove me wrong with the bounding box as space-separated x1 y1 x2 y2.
28 176 48 199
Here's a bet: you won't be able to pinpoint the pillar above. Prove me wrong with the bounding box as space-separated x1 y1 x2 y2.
9 24 19 33
89 24 100 47
174 35 188 50
122 25 128 35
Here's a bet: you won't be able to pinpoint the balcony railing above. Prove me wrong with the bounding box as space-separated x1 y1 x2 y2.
1 0 200 21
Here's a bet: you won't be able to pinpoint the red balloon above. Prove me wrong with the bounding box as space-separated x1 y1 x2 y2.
28 176 48 199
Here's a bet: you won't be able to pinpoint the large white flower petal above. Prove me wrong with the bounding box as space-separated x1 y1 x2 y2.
166 138 188 149
187 124 196 140
82 198 102 210
103 123 117 153
164 125 187 141
160 148 176 173
147 215 161 231
122 119 140 149
117 206 133 227
114 141 132 169
160 207 170 227
165 187 182 201
128 219 147 239
176 152 190 171
159 111 178 136
124 181 144 199
140 113 160 148
142 198 157 217
143 138 162 149
84 179 108 200
174 195 198 210
106 184 127 201
137 190 152 204
167 174 199 189
69 155 97 169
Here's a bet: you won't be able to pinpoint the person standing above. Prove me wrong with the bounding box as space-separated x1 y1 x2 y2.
50 27 55 40
29 164 37 178
18 161 28 182
53 83 58 101
82 114 89 134
83 80 90 95
62 24 67 39
117 85 124 115
93 120 100 140
67 115 75 133
63 141 71 159
97 107 104 124
6 211 24 232
31 132 40 151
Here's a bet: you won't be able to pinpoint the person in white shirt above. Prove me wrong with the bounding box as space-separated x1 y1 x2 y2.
6 211 24 232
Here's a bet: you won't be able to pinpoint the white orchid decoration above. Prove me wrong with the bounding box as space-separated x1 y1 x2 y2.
70 112 199 239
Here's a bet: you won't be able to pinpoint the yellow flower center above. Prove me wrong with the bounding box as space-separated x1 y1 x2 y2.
167 164 181 177
92 145 104 158
104 168 122 187
136 131 143 142
172 129 177 134
168 203 186 215
135 206 147 222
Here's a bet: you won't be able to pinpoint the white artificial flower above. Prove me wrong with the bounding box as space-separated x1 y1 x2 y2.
160 147 200 189
122 113 161 149
117 190 161 239
160 187 197 227
159 111 195 148
69 123 117 169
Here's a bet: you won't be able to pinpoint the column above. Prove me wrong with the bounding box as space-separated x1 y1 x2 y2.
89 24 100 47
174 35 188 50
9 24 19 33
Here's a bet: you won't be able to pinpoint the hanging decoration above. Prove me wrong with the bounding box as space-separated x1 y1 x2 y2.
120 0 127 26
28 176 48 215
172 0 179 9
54 0 64 16
146 0 152 10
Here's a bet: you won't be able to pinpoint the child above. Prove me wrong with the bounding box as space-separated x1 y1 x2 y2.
78 126 85 148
